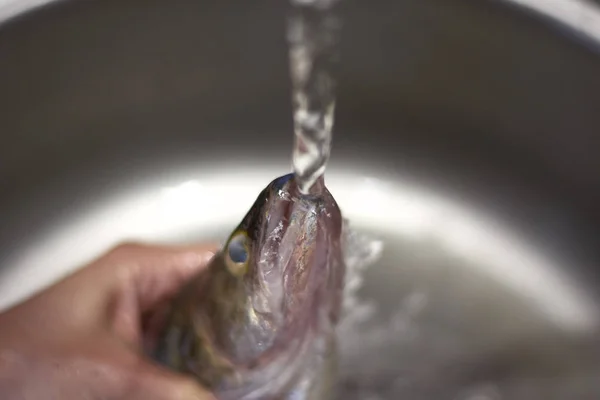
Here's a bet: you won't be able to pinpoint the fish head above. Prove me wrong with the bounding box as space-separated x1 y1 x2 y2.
231 172 340 314
206 173 343 360
160 173 344 390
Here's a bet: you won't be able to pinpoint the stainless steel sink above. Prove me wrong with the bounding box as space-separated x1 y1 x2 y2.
1 0 599 398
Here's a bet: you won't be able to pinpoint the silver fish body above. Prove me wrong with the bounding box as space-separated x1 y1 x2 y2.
154 173 345 400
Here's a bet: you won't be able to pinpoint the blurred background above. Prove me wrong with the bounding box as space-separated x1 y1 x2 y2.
0 0 599 398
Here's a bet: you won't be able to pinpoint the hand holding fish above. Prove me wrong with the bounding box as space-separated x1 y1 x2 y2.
155 174 346 400
0 242 218 400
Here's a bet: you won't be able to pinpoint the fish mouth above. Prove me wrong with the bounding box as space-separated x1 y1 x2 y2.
271 173 295 191
267 178 321 280
261 183 288 234
264 173 320 231
261 179 295 262
256 176 311 288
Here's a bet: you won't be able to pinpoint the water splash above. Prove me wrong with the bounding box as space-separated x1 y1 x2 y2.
338 220 386 347
287 0 342 194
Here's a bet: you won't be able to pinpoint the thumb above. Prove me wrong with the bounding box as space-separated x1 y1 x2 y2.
126 360 216 400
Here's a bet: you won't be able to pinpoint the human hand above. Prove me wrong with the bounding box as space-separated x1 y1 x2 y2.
0 242 219 400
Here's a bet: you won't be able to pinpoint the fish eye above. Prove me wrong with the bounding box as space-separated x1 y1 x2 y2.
225 231 250 276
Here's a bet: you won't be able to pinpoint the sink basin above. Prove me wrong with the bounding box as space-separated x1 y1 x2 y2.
1 0 599 398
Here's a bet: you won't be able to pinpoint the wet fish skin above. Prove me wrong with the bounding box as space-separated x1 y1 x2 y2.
154 173 345 400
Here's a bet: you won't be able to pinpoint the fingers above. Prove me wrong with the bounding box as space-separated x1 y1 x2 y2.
6 241 220 349
100 241 219 313
88 241 218 346
104 241 219 262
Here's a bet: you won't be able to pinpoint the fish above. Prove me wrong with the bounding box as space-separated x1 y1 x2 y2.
154 172 345 400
